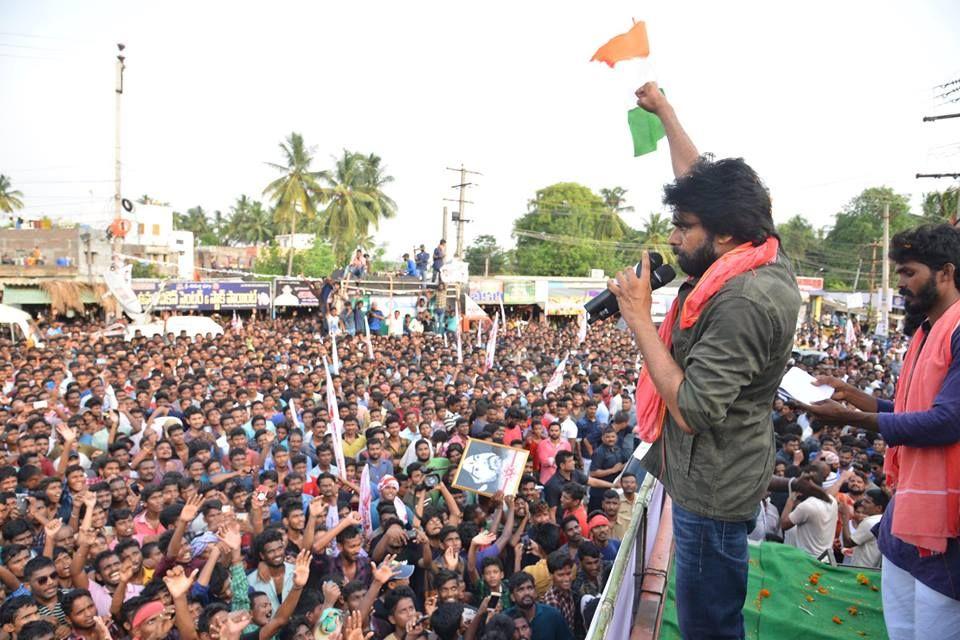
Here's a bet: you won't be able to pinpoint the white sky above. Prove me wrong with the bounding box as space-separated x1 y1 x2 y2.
2 1 959 265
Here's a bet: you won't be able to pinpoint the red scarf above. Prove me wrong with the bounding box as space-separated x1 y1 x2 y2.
634 237 780 443
887 297 960 554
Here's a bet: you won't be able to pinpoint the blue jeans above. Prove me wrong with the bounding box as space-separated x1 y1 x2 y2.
672 502 750 640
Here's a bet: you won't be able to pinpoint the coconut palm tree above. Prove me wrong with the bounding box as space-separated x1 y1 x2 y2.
315 150 396 263
600 186 634 215
0 175 25 222
264 133 324 275
174 206 211 237
228 199 275 245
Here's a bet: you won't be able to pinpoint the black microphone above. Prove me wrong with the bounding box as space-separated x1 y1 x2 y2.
584 254 677 324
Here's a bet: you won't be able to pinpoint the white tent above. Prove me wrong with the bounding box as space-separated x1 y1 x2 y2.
0 304 38 344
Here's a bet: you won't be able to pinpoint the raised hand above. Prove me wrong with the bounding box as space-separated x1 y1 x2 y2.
222 610 252 640
371 554 399 584
57 423 77 444
346 511 362 525
472 530 496 547
424 593 438 617
343 610 373 640
635 81 669 115
293 549 311 588
77 527 97 549
93 616 113 640
117 558 136 584
81 491 98 510
163 565 199 600
443 546 459 570
179 494 204 524
44 517 63 538
308 496 329 519
217 522 242 551
322 580 342 604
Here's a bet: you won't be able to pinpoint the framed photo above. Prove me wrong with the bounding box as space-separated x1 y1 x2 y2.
452 438 530 497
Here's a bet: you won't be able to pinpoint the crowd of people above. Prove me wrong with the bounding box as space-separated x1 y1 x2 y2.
0 309 653 640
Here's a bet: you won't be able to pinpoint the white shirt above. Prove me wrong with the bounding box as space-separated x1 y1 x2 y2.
560 417 578 440
786 495 838 560
849 514 882 568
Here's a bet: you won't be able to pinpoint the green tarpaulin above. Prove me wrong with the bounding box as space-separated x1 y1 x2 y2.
660 542 888 639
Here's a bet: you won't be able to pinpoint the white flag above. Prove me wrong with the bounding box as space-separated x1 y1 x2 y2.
359 462 373 540
364 316 374 360
543 353 569 397
477 318 483 347
485 316 499 370
322 356 347 479
289 397 304 431
844 317 856 347
331 333 341 374
455 299 463 364
577 310 588 346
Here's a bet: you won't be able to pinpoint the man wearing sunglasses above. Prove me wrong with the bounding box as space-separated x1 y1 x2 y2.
23 557 68 627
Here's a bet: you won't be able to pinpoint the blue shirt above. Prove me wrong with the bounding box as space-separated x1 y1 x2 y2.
246 562 295 612
576 417 602 456
405 259 417 276
876 323 960 599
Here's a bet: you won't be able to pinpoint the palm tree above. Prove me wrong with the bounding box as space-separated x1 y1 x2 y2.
641 212 674 264
174 206 211 236
315 150 395 263
228 200 275 245
600 186 634 214
264 133 324 275
0 175 25 223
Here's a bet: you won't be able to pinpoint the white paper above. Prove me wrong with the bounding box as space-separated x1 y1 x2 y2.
778 367 834 405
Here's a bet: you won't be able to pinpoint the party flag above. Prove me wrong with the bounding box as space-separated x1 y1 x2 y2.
455 299 464 364
331 333 341 374
289 397 304 431
544 353 569 397
364 316 374 360
628 106 666 157
577 310 588 345
485 316 499 370
322 356 347 480
476 318 483 347
590 20 650 67
359 462 373 539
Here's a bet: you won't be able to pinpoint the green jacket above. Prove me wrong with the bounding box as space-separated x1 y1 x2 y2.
642 254 802 522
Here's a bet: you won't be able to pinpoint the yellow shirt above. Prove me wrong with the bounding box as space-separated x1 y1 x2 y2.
613 497 637 541
342 435 367 459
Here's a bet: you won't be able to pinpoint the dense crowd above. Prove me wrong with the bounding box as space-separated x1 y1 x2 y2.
0 299 907 640
0 310 646 640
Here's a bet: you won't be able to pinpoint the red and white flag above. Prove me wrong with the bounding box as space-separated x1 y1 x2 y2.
322 356 347 479
359 462 373 540
543 353 569 397
485 316 499 370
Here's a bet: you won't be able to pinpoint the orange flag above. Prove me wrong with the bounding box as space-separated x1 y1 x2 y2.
590 20 650 67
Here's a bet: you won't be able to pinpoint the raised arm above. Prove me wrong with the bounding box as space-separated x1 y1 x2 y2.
311 512 362 554
303 496 327 554
437 482 462 527
635 81 699 178
167 495 203 560
163 566 200 640
257 550 309 640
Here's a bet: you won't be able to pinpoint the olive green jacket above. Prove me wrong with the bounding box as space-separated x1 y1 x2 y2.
642 255 802 522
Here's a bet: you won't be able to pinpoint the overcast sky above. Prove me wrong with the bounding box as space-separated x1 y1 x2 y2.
2 1 959 265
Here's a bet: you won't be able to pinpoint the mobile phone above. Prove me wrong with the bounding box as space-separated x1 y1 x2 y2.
33 400 48 409
237 513 248 521
488 591 501 609
461 607 477 624
414 614 430 626
221 505 233 513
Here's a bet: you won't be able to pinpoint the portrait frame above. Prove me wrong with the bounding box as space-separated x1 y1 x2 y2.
452 438 530 497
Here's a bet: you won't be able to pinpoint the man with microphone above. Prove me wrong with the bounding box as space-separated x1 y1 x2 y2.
605 82 802 640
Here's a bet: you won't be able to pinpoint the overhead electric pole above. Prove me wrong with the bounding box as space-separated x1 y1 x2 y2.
112 43 126 267
444 164 482 258
880 202 890 335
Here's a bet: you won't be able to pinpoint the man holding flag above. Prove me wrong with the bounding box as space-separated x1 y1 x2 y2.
605 84 801 639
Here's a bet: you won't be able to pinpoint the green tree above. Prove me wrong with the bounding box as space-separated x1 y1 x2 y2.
465 235 508 275
513 182 627 276
823 186 914 287
226 197 275 245
315 150 397 264
0 175 24 216
777 214 818 261
173 206 212 242
922 188 959 223
263 132 324 276
253 241 335 278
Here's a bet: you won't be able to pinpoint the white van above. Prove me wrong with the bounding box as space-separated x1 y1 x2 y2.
125 316 225 341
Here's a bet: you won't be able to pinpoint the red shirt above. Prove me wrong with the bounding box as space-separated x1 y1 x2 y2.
563 504 589 538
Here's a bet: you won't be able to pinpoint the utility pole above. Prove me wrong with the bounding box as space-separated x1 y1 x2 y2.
852 257 863 291
442 206 449 246
917 106 959 225
880 202 890 336
867 242 878 326
444 165 482 259
112 43 126 268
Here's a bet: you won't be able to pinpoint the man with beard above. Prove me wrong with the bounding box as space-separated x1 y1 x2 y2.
606 82 802 639
504 572 572 640
803 224 960 637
